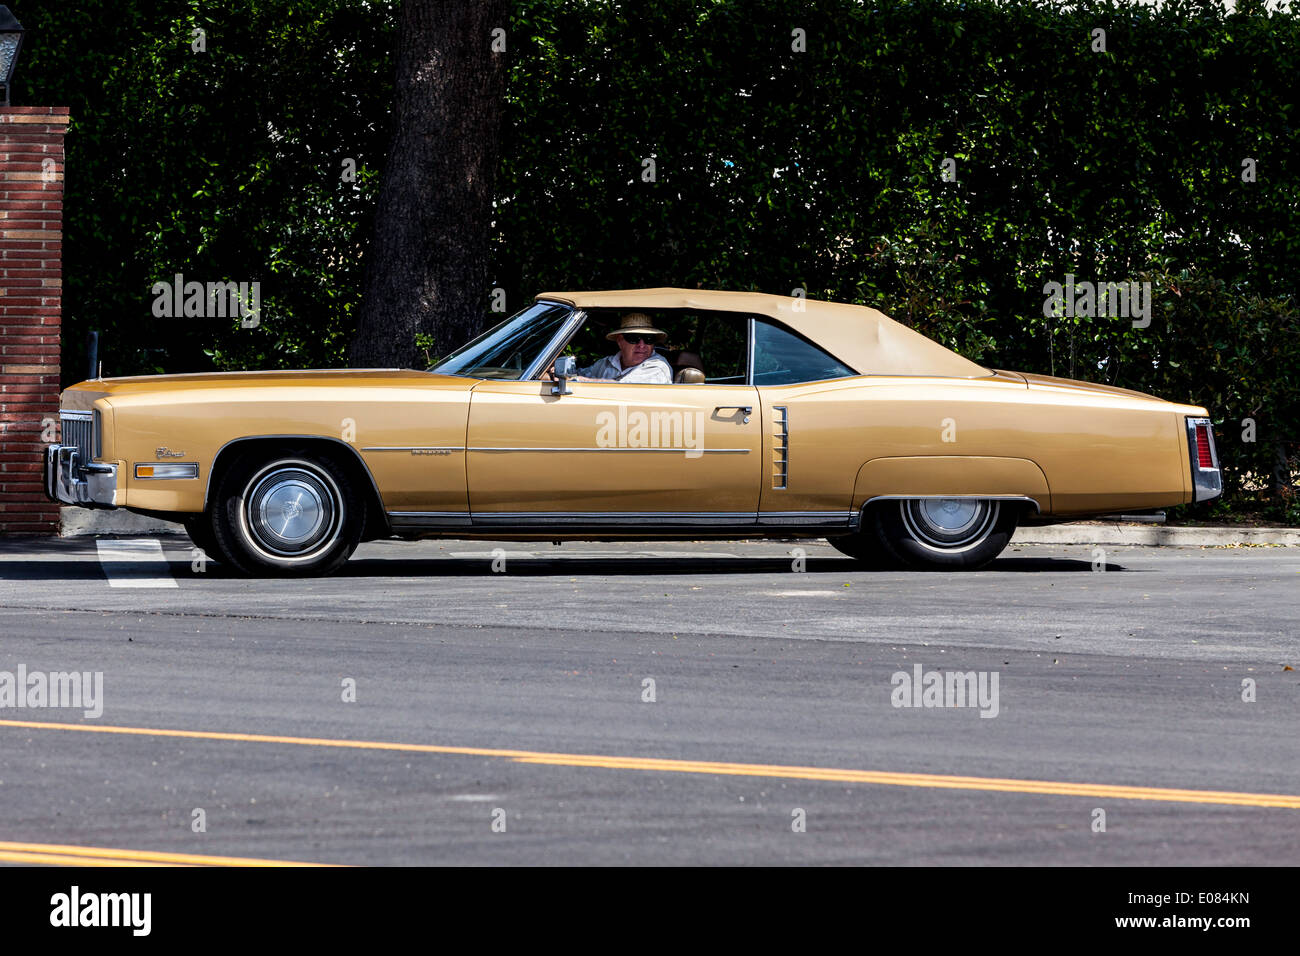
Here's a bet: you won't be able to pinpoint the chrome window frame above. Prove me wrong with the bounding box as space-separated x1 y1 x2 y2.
522 304 587 382
746 316 756 386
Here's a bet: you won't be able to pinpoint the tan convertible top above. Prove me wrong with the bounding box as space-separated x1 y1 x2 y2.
537 288 990 378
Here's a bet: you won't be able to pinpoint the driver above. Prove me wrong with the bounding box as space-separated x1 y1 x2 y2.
564 313 673 384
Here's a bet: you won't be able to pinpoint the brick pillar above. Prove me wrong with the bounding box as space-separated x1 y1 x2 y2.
0 107 68 535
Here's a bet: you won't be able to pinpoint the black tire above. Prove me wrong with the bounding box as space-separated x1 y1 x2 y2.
182 514 224 564
871 498 1018 570
210 451 362 576
827 532 900 569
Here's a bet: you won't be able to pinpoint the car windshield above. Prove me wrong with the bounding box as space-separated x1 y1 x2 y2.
430 303 572 379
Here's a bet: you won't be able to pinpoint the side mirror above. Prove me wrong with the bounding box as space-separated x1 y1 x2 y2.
552 355 575 395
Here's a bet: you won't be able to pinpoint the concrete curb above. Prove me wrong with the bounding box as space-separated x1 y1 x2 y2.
60 506 184 537
1012 524 1300 547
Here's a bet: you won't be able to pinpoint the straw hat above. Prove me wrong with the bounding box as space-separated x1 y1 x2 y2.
606 312 667 343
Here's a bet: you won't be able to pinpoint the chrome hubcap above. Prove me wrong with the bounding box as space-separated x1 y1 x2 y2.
241 462 343 560
901 499 999 552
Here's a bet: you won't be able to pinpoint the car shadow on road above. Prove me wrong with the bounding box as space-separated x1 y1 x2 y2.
0 554 1133 581
333 555 1131 576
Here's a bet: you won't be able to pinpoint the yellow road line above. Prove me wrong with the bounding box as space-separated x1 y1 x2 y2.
3 717 1298 809
0 840 335 867
0 850 183 867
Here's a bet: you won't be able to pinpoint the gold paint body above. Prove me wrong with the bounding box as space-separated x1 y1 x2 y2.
58 290 1209 532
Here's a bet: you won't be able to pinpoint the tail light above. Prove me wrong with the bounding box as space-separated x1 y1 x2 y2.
1194 423 1214 468
1184 417 1222 502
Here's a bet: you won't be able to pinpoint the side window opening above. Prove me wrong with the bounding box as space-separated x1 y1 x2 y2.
751 318 855 385
553 309 750 384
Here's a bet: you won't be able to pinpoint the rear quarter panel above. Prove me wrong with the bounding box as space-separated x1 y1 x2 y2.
761 374 1198 517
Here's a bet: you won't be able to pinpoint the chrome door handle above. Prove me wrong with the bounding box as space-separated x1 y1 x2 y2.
714 405 752 424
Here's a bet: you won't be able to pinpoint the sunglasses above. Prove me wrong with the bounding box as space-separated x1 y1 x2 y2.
620 334 654 345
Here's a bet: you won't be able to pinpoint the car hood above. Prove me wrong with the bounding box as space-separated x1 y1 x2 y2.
59 369 471 411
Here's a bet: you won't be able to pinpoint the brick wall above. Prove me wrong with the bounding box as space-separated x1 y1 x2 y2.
0 107 68 535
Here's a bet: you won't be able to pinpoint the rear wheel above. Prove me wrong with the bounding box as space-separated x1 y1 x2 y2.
210 452 362 576
827 532 899 569
872 498 1018 570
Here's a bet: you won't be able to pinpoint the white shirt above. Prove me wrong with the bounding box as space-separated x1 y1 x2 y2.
580 352 673 385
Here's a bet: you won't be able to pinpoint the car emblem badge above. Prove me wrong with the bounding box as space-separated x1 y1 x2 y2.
155 447 186 459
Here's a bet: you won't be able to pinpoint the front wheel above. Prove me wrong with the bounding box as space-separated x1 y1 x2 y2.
210 452 362 576
871 498 1018 570
183 515 224 564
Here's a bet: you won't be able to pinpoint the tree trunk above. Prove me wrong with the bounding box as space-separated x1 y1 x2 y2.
350 0 509 369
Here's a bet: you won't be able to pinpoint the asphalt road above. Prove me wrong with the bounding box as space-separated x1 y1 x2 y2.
0 535 1297 866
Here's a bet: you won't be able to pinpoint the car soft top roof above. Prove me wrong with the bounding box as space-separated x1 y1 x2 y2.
537 287 990 379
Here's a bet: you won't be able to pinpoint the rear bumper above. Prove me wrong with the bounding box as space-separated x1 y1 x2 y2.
44 444 119 507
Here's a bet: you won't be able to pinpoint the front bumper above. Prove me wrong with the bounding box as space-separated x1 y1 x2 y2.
44 444 119 507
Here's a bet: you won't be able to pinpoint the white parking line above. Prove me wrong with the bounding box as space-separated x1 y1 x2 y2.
95 539 179 589
448 551 536 560
764 590 844 597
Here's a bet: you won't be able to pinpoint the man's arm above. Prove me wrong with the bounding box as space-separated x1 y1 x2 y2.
614 356 673 385
543 356 607 383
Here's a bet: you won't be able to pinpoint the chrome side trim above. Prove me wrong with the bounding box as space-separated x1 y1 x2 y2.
361 446 462 455
471 512 758 526
756 511 853 527
467 446 749 454
389 510 858 534
772 405 789 489
388 511 472 529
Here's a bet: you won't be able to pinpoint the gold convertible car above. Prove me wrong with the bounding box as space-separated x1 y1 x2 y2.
46 288 1221 575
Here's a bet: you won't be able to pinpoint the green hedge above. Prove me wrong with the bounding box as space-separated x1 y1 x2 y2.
20 0 1300 520
499 0 1300 521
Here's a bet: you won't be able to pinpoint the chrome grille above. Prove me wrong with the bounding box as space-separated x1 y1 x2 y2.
60 411 94 462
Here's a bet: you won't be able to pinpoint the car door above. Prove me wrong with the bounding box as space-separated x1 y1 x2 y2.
465 379 761 527
751 317 866 530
